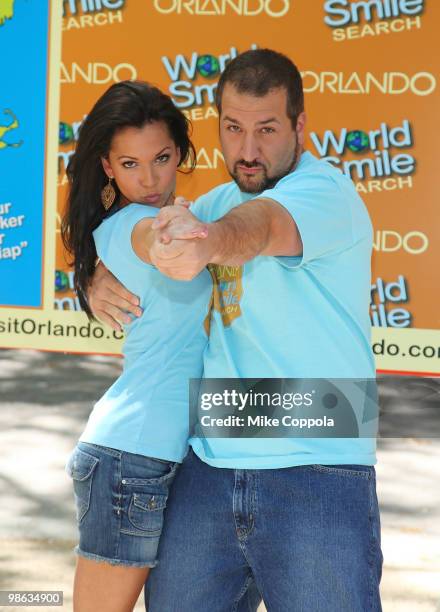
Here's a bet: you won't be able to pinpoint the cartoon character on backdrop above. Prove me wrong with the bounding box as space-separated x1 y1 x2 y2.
0 109 22 149
0 0 15 27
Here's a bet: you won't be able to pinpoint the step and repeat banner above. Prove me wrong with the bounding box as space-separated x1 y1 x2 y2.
0 0 439 375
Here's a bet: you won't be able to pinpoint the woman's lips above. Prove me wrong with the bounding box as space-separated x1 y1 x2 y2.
142 193 161 203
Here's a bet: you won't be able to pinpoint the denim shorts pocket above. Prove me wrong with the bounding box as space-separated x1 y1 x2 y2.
309 464 374 479
65 447 100 524
127 491 168 533
147 458 179 479
121 460 179 486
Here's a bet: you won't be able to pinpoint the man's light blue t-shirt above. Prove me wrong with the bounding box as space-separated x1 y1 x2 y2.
79 204 212 462
189 151 376 469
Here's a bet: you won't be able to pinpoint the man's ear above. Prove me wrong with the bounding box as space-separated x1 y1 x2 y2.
101 156 113 178
295 112 307 146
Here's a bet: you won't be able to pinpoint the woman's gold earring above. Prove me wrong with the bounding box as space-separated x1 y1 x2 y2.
101 177 116 210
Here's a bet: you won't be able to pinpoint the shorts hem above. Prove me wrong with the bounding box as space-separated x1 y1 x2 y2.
74 545 157 568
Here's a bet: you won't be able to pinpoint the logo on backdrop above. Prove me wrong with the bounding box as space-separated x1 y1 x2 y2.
54 270 82 311
58 116 87 181
309 119 417 193
62 0 125 29
324 0 424 41
62 0 125 14
153 0 290 17
60 62 137 84
301 71 436 96
59 116 86 146
370 275 412 328
162 44 257 112
373 230 429 254
181 147 225 171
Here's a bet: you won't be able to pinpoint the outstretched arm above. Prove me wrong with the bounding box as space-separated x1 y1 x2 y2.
150 198 302 278
207 197 302 266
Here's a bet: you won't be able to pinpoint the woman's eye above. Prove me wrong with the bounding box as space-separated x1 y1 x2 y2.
156 154 170 164
122 161 136 168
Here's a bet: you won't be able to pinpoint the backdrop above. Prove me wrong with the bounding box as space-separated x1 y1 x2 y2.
0 0 438 375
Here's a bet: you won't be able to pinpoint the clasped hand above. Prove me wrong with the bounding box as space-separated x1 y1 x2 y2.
149 198 213 280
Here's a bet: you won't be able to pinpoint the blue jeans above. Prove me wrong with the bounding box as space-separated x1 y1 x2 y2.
65 442 178 568
145 449 382 611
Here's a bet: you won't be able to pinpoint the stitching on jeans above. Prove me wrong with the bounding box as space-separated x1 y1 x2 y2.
74 459 99 524
367 474 381 610
115 453 122 559
309 464 373 479
231 574 254 612
248 471 258 537
81 442 122 458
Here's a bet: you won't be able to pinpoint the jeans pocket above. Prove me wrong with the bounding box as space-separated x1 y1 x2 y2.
310 464 374 479
126 491 168 534
66 447 100 524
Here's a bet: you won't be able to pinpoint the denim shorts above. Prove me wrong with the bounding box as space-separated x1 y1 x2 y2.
65 441 179 568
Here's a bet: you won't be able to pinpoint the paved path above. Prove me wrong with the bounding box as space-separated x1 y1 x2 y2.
0 349 439 611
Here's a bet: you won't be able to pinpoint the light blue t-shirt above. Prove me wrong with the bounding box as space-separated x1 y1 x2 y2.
189 151 376 469
79 204 212 462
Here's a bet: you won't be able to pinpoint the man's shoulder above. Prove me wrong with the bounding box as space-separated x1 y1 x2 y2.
192 181 240 222
278 151 348 190
196 180 239 203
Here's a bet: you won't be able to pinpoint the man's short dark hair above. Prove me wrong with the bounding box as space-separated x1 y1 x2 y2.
215 49 304 130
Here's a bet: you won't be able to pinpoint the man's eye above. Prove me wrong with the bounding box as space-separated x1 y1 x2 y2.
122 161 136 168
227 125 241 133
156 154 170 163
261 127 275 134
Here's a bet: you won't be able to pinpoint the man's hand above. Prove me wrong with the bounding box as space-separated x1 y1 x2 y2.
149 234 215 280
88 261 142 331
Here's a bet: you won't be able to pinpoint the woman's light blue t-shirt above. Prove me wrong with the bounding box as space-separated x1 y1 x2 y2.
79 204 213 462
189 151 377 469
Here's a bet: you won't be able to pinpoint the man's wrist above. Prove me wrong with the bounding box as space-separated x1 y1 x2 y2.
207 221 225 265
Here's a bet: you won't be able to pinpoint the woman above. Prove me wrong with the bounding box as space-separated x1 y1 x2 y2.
62 81 212 611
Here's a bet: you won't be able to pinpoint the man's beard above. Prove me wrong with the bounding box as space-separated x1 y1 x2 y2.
229 140 302 194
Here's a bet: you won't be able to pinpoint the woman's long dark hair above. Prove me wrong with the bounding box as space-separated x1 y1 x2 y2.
61 80 196 318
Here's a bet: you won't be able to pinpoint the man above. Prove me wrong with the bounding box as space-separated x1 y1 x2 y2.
90 49 382 611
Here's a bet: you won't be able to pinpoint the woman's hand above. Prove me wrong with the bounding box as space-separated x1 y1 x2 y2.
152 199 208 244
87 262 142 331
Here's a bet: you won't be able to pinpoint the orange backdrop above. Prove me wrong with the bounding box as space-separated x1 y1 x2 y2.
4 0 440 374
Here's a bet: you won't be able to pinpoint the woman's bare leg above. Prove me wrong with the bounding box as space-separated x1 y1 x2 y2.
73 556 150 612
